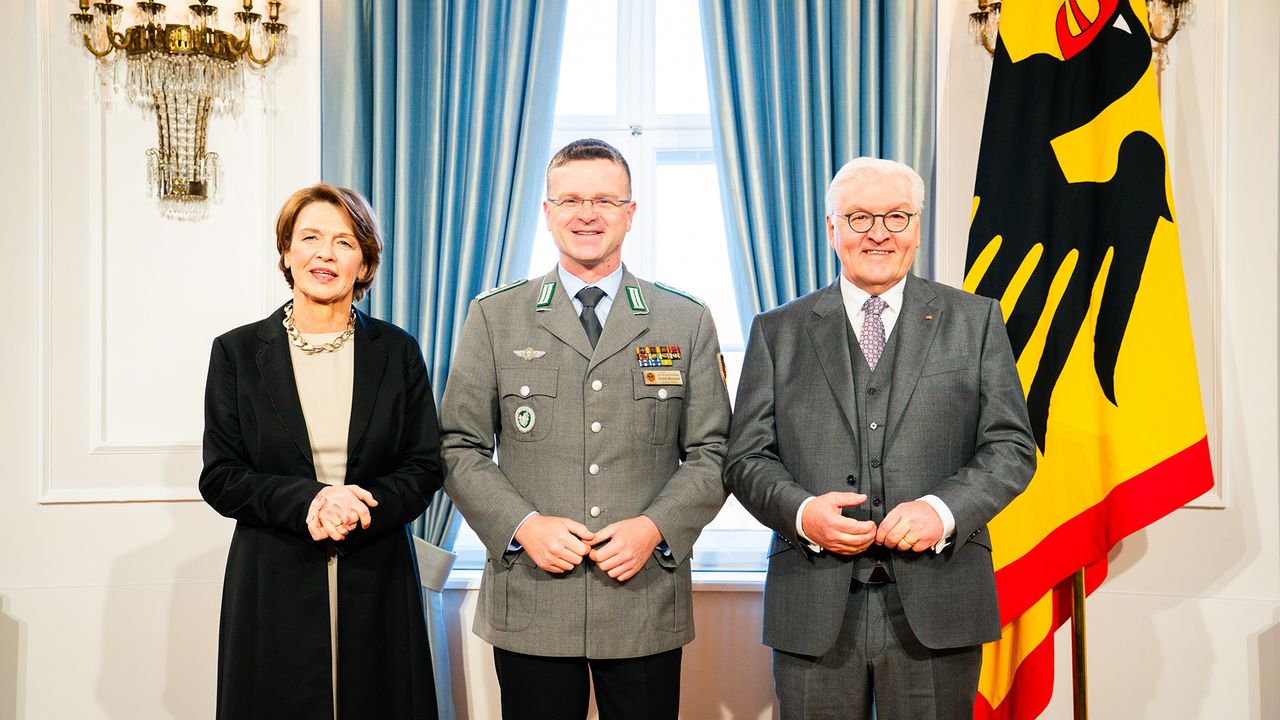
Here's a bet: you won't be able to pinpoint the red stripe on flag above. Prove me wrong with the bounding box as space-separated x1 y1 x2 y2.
978 562 1108 719
995 436 1212 625
975 634 1054 720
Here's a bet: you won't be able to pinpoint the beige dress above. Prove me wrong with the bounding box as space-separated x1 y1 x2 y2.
289 331 354 718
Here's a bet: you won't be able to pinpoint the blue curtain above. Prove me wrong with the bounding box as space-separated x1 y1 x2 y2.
320 1 567 717
700 0 935 327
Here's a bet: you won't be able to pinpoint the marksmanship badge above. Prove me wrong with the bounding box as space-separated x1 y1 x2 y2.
514 406 536 433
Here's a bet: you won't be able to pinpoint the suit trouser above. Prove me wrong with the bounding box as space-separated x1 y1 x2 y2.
493 646 682 720
772 581 982 720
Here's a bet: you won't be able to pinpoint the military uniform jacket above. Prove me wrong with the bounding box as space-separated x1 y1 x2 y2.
441 266 731 659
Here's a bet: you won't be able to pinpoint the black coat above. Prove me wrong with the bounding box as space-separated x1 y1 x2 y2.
200 305 442 720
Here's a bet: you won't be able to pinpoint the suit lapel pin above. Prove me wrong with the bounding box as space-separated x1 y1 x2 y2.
924 314 934 321
514 347 547 361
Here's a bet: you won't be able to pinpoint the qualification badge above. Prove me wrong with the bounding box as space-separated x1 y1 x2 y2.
513 347 547 361
635 345 682 367
514 405 536 433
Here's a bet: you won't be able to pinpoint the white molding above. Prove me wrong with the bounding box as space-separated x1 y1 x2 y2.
39 487 202 504
1172 0 1228 508
89 443 201 454
39 0 320 504
37 0 55 510
443 568 767 593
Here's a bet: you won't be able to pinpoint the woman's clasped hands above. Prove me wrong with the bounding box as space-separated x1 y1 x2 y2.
306 485 379 541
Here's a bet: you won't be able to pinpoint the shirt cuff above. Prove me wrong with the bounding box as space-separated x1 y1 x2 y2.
919 495 955 554
795 497 822 553
506 511 538 552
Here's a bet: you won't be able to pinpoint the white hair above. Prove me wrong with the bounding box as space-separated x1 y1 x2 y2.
825 157 926 215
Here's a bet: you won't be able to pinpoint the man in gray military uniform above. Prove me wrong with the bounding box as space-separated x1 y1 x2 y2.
440 138 731 720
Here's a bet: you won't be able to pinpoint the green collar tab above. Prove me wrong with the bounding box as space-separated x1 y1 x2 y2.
625 285 649 315
535 281 557 309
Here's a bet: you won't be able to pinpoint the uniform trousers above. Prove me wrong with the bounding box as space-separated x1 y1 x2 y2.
493 646 682 720
772 581 982 720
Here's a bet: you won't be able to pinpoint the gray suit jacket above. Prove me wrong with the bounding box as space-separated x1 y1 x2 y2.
725 275 1036 656
441 266 731 658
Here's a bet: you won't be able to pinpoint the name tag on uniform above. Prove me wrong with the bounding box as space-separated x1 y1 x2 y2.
643 370 684 386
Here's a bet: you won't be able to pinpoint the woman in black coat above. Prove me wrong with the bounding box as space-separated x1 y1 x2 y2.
200 183 441 719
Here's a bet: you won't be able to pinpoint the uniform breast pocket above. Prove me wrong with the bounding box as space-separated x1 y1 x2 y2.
632 369 685 445
499 368 558 442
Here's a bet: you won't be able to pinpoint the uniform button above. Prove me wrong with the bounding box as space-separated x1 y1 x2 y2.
869 422 879 430
873 497 882 507
591 379 603 391
589 463 600 475
590 421 602 433
519 385 530 397
846 475 857 486
590 506 601 518
870 459 881 468
658 388 669 400
867 387 877 395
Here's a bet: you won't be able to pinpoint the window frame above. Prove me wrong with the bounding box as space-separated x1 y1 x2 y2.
450 0 770 575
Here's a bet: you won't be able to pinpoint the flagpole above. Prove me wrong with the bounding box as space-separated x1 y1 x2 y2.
1072 568 1088 719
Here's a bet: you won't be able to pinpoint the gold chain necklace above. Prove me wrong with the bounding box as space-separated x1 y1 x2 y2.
283 302 356 355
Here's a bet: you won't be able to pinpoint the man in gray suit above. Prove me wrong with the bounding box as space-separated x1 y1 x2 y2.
440 138 731 720
725 157 1036 719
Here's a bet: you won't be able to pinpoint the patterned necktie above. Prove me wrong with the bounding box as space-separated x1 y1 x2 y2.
576 286 606 348
860 296 887 370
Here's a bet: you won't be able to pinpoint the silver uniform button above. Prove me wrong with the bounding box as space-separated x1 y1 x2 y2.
589 463 600 475
520 385 531 397
658 388 668 400
590 421 602 433
590 506 601 518
591 379 603 391
869 422 879 430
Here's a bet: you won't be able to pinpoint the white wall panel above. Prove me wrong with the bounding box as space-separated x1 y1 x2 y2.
39 0 319 502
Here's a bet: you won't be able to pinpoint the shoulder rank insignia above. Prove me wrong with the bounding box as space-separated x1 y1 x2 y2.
535 281 557 310
654 281 705 306
475 278 528 302
625 285 649 315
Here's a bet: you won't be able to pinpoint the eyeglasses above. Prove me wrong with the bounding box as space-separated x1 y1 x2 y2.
546 197 633 213
835 211 917 233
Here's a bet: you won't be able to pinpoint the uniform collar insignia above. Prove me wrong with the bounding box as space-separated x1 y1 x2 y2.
625 285 649 315
535 280 557 310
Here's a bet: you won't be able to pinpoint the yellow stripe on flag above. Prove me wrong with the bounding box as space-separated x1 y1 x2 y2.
979 590 1056 709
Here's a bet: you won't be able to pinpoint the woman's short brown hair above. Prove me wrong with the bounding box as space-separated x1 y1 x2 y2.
275 184 383 301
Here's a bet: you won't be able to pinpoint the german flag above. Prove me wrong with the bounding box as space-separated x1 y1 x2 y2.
964 1 1215 717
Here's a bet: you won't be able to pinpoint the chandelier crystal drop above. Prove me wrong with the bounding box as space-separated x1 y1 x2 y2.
70 0 288 219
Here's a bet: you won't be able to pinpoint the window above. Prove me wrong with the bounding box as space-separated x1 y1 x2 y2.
451 0 770 572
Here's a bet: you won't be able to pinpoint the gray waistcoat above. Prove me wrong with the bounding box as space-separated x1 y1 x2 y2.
847 313 900 583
